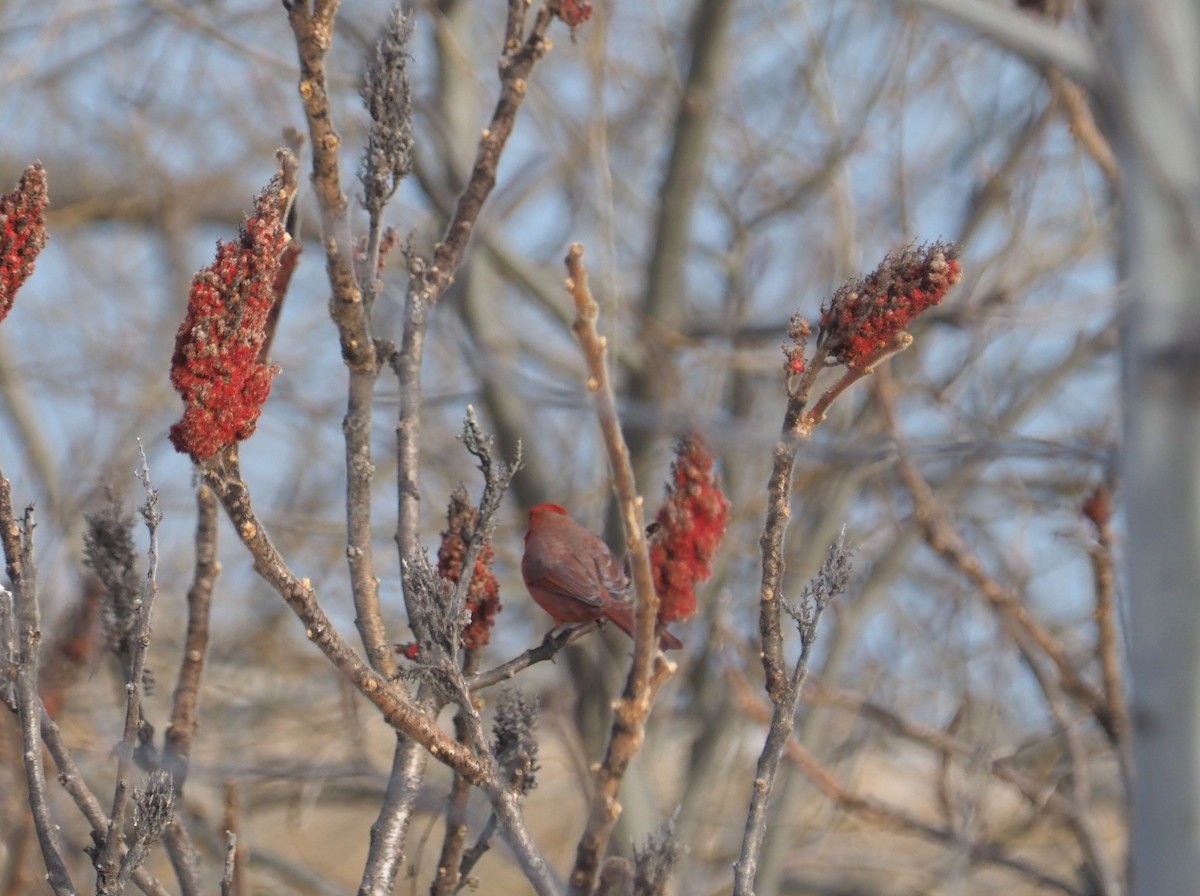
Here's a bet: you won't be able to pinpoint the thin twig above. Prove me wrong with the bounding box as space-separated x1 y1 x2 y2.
163 485 218 777
285 5 558 895
468 623 599 692
731 386 812 896
205 453 551 891
442 408 521 657
1 471 77 896
420 0 556 300
456 687 540 895
430 419 521 893
732 532 844 895
563 243 676 896
219 832 238 896
452 814 499 896
1083 484 1129 770
431 659 479 896
96 447 163 894
372 415 527 894
800 334 911 433
1046 68 1118 189
222 781 246 896
160 484 219 896
285 0 395 681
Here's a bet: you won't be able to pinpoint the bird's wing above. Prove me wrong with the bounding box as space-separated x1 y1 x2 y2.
524 550 606 608
594 550 630 599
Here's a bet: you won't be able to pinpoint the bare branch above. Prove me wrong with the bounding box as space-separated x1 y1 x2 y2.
166 492 221 746
468 623 599 692
399 553 557 896
219 832 238 896
1083 483 1129 765
160 484 219 896
432 694 477 896
563 243 676 896
0 471 77 896
283 0 370 368
359 737 426 896
443 407 521 651
732 532 846 895
202 452 555 894
285 1 400 682
221 781 247 896
426 651 556 896
96 446 164 895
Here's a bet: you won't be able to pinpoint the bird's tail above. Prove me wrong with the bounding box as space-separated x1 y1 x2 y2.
605 600 683 650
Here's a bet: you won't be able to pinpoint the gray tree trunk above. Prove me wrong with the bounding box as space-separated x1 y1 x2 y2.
1110 4 1200 893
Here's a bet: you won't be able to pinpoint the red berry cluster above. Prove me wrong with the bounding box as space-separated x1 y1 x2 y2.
650 435 730 624
0 163 49 325
168 178 286 460
437 488 501 650
818 241 961 369
554 0 593 28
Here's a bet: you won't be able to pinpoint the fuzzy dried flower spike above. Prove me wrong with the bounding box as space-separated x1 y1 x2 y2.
168 174 289 460
437 486 501 650
0 163 49 325
817 241 961 370
650 434 731 624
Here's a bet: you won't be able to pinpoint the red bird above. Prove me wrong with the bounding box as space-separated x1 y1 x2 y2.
522 503 682 650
